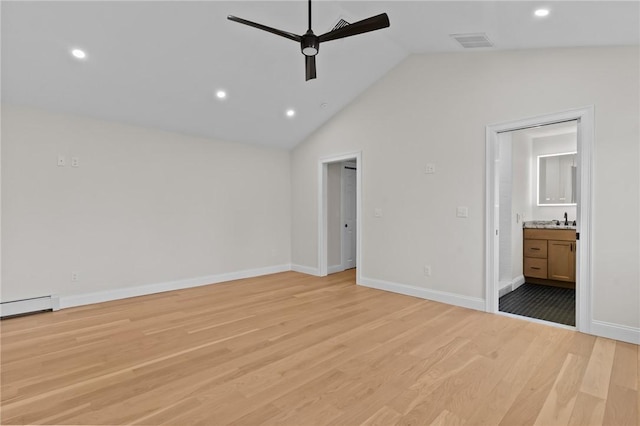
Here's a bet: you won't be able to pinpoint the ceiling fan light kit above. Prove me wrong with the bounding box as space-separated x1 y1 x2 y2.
228 0 390 81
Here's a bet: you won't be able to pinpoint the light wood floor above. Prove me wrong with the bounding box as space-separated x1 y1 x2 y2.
1 270 637 425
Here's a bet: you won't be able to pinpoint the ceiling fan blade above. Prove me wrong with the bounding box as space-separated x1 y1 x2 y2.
228 15 301 42
318 13 390 43
306 55 317 81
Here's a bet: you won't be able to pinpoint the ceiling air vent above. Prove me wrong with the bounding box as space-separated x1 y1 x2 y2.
450 33 493 48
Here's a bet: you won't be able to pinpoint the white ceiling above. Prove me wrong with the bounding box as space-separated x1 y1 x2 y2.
2 1 638 149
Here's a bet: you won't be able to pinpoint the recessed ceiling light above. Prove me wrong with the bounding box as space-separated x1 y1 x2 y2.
71 48 87 59
534 9 550 17
286 109 296 118
216 90 227 100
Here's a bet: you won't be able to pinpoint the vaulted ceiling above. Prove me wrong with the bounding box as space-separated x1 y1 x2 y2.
2 1 638 149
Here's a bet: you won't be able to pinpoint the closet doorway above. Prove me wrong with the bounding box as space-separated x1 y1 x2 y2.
318 152 362 281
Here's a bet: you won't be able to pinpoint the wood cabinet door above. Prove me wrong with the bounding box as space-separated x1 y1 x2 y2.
548 240 576 282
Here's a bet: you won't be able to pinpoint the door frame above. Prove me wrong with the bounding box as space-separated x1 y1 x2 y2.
318 152 362 281
341 161 357 271
485 106 594 333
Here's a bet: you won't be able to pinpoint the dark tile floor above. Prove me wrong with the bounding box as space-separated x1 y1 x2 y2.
499 283 575 326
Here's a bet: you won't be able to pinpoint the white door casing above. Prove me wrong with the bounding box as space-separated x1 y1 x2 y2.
342 163 357 270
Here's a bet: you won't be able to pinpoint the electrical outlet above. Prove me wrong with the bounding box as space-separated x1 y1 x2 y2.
71 156 79 167
424 265 432 276
71 271 79 282
374 208 383 218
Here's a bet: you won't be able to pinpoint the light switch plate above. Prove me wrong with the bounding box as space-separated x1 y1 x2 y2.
374 208 383 218
57 154 66 167
456 206 469 218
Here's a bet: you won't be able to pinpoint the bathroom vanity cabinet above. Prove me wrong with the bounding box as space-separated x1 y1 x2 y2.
523 228 576 286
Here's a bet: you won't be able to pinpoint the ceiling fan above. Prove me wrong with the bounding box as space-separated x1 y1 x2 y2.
228 0 390 81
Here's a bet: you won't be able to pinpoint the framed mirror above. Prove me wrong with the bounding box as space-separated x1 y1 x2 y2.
537 152 577 206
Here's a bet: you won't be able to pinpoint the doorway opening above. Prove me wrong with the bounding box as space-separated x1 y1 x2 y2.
486 107 593 333
318 152 362 281
497 121 577 326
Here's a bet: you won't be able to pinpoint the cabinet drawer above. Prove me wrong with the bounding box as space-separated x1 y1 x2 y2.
524 239 547 258
524 257 547 279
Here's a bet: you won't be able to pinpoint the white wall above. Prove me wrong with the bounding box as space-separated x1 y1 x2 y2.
498 133 513 285
291 47 639 331
531 132 578 221
511 131 533 281
1 105 291 302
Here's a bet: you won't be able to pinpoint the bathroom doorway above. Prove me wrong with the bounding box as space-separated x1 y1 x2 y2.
485 107 593 332
497 121 577 326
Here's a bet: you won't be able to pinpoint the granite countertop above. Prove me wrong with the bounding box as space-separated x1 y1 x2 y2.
523 220 577 230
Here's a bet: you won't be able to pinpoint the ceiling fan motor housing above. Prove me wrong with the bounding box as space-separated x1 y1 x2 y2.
301 31 319 56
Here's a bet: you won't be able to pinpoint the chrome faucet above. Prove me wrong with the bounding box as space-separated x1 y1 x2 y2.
564 212 568 226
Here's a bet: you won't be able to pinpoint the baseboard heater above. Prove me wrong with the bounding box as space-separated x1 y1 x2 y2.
0 296 57 319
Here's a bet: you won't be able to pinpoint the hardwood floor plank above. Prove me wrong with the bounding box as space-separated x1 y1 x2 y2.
533 353 589 425
603 384 638 426
580 337 617 399
1 270 636 426
360 406 402 426
568 392 606 426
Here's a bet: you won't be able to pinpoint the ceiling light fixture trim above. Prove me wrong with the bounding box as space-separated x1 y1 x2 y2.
70 48 87 60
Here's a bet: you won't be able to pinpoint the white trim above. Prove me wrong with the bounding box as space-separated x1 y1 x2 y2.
59 264 291 309
498 281 512 298
512 275 526 291
328 264 344 274
485 106 594 335
51 295 61 311
318 152 362 284
0 296 53 317
341 161 357 271
499 274 526 298
360 277 485 312
291 264 321 276
590 320 640 345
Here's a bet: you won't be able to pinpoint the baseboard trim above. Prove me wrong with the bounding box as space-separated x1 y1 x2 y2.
359 277 485 311
499 275 526 298
0 296 54 318
590 320 640 345
498 281 512 298
327 264 344 274
291 264 321 276
512 275 526 291
59 264 292 310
